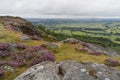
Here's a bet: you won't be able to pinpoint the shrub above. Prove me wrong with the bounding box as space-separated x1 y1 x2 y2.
0 61 7 66
44 51 55 61
8 60 26 67
115 37 120 41
10 53 20 60
16 59 26 67
0 70 4 76
23 52 35 60
23 46 45 61
0 51 10 57
29 51 55 66
0 43 55 68
29 55 43 66
105 59 120 67
8 61 19 67
10 25 19 31
0 43 10 50
16 43 28 50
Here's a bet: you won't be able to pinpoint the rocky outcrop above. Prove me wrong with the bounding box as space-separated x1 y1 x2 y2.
63 38 119 56
15 60 120 80
84 43 119 56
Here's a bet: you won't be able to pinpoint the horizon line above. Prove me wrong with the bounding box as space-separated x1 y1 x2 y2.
1 15 120 19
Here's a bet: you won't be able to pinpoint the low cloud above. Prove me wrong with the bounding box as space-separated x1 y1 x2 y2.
0 0 120 18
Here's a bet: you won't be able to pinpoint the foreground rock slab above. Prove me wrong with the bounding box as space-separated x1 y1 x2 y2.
15 60 120 80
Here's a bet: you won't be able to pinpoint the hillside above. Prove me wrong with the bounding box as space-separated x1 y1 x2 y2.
0 16 55 43
29 18 120 52
0 16 120 80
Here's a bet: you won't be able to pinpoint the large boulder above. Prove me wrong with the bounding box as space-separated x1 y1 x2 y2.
15 60 120 80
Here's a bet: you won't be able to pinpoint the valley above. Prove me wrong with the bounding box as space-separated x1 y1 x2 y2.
27 18 120 52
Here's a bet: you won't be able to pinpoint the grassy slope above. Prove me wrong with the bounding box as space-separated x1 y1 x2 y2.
55 43 120 69
0 22 120 79
0 23 46 80
0 23 46 46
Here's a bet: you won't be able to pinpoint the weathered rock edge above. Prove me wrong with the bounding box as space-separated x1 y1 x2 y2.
15 60 120 80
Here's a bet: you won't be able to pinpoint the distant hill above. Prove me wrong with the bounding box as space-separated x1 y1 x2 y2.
26 18 120 25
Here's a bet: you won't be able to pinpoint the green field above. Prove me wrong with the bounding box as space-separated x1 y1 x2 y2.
48 22 120 52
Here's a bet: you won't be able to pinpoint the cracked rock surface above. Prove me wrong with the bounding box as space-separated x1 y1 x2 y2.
15 60 120 80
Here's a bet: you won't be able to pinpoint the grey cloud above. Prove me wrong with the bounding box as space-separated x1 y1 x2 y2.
0 0 120 18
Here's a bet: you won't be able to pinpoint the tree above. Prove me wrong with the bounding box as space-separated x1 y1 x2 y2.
37 24 46 32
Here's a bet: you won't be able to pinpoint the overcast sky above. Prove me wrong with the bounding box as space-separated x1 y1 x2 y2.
0 0 120 18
